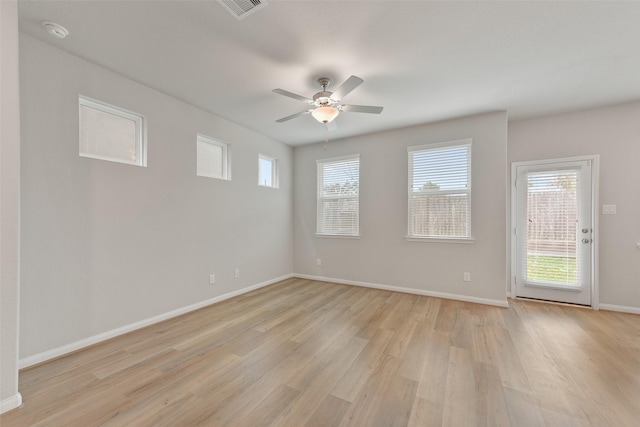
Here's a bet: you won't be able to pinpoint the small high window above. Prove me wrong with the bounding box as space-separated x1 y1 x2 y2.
78 96 146 166
258 154 278 188
197 134 230 180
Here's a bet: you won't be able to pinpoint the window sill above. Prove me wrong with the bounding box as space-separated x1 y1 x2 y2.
405 236 475 244
315 234 361 240
197 174 231 181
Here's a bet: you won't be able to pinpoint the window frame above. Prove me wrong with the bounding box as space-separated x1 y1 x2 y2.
406 139 473 243
258 154 279 188
78 95 147 167
196 134 231 181
316 154 361 238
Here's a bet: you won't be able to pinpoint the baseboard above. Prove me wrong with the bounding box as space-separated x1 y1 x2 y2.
294 274 509 308
0 393 22 414
599 303 640 315
19 273 294 369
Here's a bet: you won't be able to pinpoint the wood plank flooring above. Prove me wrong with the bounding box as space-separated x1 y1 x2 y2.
2 278 639 426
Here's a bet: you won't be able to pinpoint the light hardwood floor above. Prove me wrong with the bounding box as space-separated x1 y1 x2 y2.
2 278 639 426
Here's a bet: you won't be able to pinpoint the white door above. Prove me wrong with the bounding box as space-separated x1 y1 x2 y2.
513 159 594 306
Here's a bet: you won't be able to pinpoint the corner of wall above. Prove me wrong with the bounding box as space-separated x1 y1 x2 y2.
0 0 22 410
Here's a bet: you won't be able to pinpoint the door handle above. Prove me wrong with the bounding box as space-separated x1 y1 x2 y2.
582 238 591 244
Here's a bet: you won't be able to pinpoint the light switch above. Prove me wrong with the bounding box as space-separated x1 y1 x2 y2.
602 205 617 215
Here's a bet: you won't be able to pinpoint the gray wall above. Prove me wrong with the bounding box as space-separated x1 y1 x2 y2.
19 35 293 360
509 102 640 310
293 111 508 304
0 0 22 411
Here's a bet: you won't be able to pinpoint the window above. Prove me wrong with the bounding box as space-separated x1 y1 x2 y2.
79 96 146 166
316 154 360 237
407 139 471 240
258 154 278 188
197 134 230 180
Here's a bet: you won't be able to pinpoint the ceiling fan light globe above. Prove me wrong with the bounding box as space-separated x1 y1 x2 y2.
311 106 339 124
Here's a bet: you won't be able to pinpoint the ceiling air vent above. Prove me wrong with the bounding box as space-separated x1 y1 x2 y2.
217 0 268 20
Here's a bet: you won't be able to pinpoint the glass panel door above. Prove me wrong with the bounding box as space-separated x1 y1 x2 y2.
514 160 593 305
525 169 579 287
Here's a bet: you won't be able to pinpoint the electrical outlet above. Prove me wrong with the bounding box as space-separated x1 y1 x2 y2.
234 268 240 278
209 274 215 285
463 272 471 282
316 258 322 266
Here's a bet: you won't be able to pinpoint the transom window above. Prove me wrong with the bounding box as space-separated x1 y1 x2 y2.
316 154 360 237
407 139 472 240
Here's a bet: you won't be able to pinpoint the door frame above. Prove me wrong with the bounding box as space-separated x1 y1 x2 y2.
510 155 600 309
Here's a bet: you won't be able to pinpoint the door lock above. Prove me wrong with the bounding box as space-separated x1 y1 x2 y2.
581 228 589 233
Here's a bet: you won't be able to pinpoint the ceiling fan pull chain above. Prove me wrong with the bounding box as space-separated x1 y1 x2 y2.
324 135 328 151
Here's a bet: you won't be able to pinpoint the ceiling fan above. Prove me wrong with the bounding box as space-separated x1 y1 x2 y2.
273 75 383 127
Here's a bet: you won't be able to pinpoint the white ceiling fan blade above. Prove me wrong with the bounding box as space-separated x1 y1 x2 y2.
326 120 338 131
331 75 363 100
272 89 313 103
275 110 311 123
341 104 383 114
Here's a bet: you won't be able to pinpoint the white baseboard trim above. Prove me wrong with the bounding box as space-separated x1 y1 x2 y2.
19 274 294 370
294 274 509 308
0 393 22 414
599 303 640 315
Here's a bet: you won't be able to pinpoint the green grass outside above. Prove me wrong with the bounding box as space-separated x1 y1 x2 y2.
527 255 577 283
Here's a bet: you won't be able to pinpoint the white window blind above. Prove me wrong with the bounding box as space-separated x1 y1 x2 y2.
197 135 230 180
521 169 580 286
317 154 360 236
408 140 471 239
79 96 146 166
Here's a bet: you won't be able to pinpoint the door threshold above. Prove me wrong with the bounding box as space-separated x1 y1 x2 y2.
513 296 592 309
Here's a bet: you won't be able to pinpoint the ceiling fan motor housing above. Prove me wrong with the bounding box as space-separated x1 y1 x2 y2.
313 78 338 107
313 91 335 107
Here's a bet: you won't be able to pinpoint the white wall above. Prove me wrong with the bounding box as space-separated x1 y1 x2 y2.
19 35 293 362
0 0 22 413
509 102 640 310
293 111 508 305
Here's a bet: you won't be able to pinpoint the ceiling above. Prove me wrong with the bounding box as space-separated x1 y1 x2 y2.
17 0 640 146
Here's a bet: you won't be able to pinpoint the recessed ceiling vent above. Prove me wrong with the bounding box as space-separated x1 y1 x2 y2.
217 0 268 20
